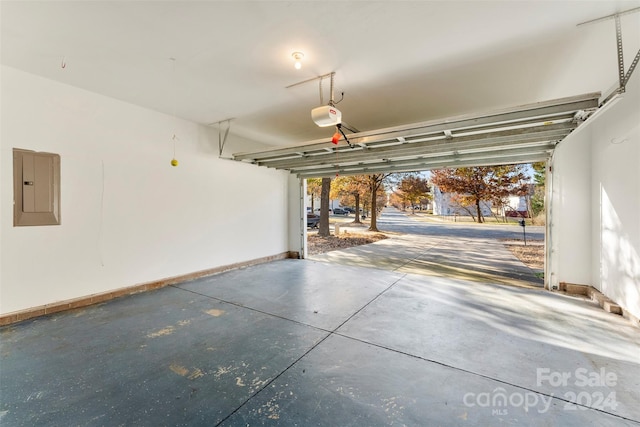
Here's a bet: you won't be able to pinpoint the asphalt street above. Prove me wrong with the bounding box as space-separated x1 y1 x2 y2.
376 207 545 241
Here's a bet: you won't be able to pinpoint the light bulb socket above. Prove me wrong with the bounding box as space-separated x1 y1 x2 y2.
292 51 304 69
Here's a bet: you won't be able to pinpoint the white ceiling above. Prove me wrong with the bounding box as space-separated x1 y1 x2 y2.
2 1 639 148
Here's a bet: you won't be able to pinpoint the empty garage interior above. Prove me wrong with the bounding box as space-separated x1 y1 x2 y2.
1 1 640 425
2 0 639 326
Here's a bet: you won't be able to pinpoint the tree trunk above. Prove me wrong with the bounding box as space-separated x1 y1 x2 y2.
475 197 483 223
489 202 502 223
353 193 361 224
369 179 379 232
460 205 476 222
319 177 331 237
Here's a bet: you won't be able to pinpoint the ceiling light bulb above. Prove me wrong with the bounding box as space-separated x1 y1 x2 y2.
292 51 304 70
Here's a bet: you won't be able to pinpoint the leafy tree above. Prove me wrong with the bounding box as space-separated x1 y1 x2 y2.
389 190 406 210
491 164 531 222
306 178 322 213
318 177 331 237
530 162 546 217
445 193 484 222
531 161 546 186
331 175 368 224
395 174 431 213
431 166 528 223
367 173 391 231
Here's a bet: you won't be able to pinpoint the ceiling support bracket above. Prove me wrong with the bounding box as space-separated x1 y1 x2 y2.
611 13 640 99
212 118 234 157
579 7 640 103
615 15 626 91
623 47 640 89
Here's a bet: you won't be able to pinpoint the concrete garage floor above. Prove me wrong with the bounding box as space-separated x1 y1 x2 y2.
2 214 640 425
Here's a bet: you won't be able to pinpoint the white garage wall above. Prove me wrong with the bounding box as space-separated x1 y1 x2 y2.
0 66 291 314
551 72 640 321
287 175 306 259
590 75 640 321
549 125 592 288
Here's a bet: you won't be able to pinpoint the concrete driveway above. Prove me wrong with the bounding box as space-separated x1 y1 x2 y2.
315 208 545 288
1 210 639 426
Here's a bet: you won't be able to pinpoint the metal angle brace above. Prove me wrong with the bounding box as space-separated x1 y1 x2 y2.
614 14 639 92
211 118 234 157
580 7 640 95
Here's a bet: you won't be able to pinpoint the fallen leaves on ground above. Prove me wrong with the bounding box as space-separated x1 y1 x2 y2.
307 232 388 255
309 233 544 271
502 239 544 270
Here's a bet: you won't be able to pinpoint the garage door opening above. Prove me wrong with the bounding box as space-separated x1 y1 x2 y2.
233 93 600 289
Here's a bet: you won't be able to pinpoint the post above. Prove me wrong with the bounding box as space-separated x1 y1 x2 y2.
519 219 527 245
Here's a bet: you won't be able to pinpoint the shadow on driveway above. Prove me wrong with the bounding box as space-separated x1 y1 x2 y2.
310 208 544 288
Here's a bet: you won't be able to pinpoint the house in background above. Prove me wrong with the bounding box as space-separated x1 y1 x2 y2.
503 194 530 218
431 185 493 218
432 184 536 219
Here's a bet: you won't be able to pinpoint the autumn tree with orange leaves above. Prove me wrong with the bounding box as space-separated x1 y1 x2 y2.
331 175 369 224
430 166 529 223
395 175 431 213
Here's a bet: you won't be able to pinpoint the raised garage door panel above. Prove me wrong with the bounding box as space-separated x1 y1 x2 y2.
231 92 601 177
